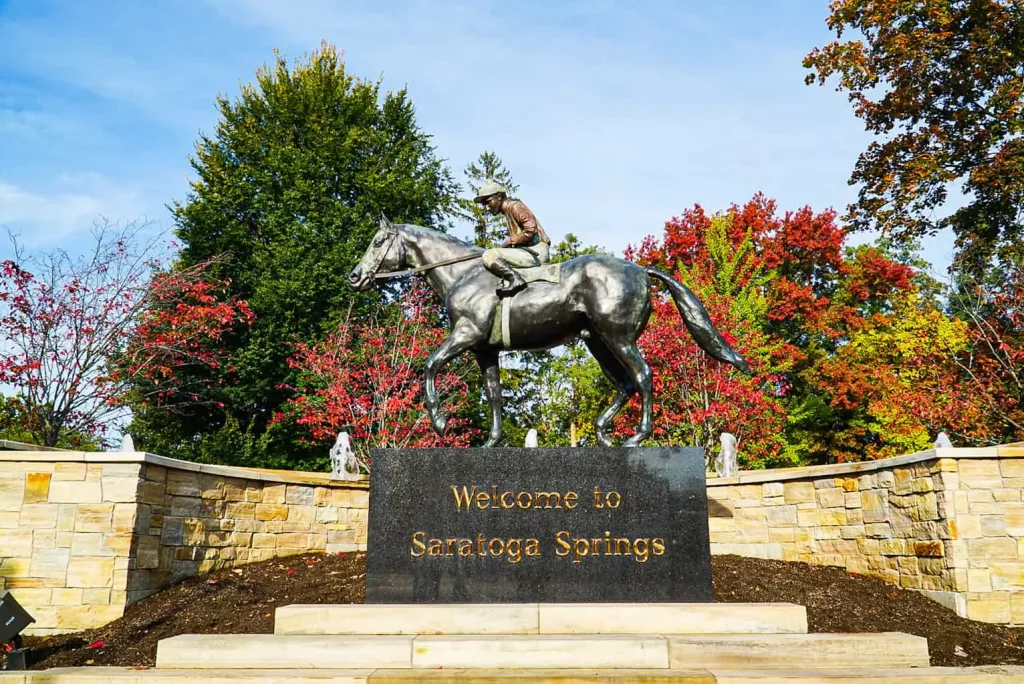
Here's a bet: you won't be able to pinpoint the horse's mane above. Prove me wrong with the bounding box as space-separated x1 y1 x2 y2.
401 223 484 253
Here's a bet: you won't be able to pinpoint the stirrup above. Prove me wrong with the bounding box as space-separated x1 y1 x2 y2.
497 273 526 297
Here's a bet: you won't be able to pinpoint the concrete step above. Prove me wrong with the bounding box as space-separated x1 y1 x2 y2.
5 666 1024 683
710 666 1024 683
155 633 927 671
668 633 930 670
274 603 808 636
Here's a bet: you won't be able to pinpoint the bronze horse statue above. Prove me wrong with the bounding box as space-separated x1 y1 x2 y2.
349 217 750 447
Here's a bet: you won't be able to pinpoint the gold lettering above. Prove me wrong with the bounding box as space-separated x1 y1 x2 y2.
534 492 562 508
573 537 590 563
475 491 490 509
525 538 541 556
446 538 457 555
500 491 516 508
652 538 666 556
488 537 505 556
459 539 474 556
592 487 604 508
427 538 443 556
603 530 613 555
411 531 426 557
451 486 476 510
516 491 532 508
564 491 579 509
506 538 523 563
615 537 632 555
634 538 650 563
606 491 622 509
555 530 571 556
477 534 487 555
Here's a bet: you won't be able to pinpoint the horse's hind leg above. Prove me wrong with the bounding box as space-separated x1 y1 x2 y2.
585 338 635 447
474 349 503 447
603 339 654 447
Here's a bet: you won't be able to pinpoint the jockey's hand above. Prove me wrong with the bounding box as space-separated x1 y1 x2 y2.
501 238 513 248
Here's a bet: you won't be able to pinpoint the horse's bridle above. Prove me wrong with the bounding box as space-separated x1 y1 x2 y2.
369 224 483 281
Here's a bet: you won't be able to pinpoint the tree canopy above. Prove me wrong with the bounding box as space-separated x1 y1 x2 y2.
124 42 457 464
804 0 1024 273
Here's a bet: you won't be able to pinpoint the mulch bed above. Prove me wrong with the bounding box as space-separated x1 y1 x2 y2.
4 552 1023 670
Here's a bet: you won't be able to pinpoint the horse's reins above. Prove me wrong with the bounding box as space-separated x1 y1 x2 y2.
374 252 482 280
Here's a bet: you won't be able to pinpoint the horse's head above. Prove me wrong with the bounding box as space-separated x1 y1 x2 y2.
349 215 406 291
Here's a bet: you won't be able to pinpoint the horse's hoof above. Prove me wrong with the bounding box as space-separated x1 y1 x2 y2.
432 416 447 435
596 432 613 448
623 435 646 447
483 436 501 448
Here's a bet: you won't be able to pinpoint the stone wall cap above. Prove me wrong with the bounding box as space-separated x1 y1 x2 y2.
0 450 369 489
707 445 1005 487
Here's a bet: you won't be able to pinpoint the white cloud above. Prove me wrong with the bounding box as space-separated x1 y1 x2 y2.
0 174 155 248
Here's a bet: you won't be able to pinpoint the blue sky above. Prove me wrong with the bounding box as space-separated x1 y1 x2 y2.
0 0 956 274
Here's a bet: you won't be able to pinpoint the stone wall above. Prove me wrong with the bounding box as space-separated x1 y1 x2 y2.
0 451 367 635
6 444 1024 633
707 444 1024 624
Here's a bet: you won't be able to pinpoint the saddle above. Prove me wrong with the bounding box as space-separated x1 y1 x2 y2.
488 263 563 348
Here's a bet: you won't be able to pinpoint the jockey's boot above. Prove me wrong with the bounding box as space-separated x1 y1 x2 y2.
488 258 527 297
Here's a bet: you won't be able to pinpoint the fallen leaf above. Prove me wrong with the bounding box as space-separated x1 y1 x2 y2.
85 659 95 665
287 568 296 575
955 645 968 657
88 640 106 649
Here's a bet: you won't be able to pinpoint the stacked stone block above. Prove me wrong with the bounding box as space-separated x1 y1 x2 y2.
0 452 368 635
707 445 1024 624
0 459 140 634
128 462 368 603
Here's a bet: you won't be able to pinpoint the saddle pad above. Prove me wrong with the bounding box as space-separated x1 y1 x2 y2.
518 262 562 284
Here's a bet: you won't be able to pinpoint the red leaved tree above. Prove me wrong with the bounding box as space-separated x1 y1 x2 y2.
275 287 479 469
0 224 254 447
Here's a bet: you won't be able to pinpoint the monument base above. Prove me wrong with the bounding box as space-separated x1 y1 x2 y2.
365 447 712 603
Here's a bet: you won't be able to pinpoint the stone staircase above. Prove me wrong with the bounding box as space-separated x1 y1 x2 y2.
4 603 1024 682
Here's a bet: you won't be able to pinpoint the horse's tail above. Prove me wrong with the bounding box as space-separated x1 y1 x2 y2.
645 268 753 375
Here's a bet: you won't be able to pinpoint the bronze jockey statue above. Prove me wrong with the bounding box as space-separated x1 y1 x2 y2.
474 180 551 296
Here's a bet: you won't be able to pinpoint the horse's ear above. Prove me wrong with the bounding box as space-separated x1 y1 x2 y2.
379 213 393 231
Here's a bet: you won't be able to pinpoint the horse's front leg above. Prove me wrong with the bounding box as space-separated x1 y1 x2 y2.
424 324 479 436
474 349 503 447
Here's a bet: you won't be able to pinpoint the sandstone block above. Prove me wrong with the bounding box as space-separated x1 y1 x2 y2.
19 503 58 528
263 484 287 504
103 533 133 556
820 510 846 526
840 524 865 539
83 588 111 604
0 529 33 556
24 472 51 503
957 515 983 539
30 548 70 580
1001 459 1024 478
111 504 137 533
970 537 1019 560
982 515 1007 536
969 596 1011 623
47 480 102 504
288 505 317 522
226 502 256 519
256 503 289 521
865 522 892 538
102 476 140 503
991 562 1024 591
66 557 115 588
913 540 944 557
876 471 895 488
139 480 166 505
879 539 904 555
166 471 201 497
350 490 369 508
53 462 87 481
959 459 1003 488
50 587 82 605
71 533 107 557
75 504 114 532
841 478 858 492
137 536 160 569
797 509 819 527
995 488 1021 502
844 492 861 508
968 569 992 592
817 488 845 508
253 533 277 548
908 492 939 521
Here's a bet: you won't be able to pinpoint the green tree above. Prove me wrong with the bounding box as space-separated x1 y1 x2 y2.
453 151 520 248
804 0 1024 273
126 43 457 465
